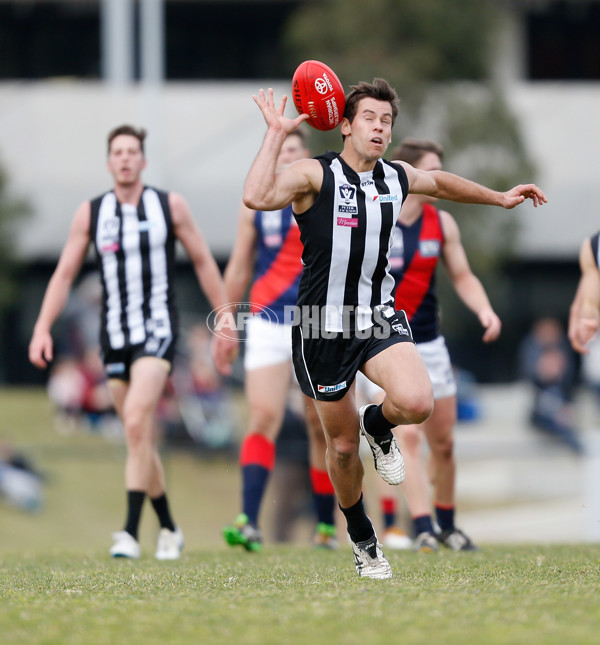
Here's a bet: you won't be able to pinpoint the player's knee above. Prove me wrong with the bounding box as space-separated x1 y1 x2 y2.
388 391 433 425
400 425 422 454
328 436 360 467
247 406 280 437
431 435 454 461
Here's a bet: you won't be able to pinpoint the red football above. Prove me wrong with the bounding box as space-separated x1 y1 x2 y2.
292 60 345 131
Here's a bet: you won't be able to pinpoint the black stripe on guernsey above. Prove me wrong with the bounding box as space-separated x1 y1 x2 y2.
137 194 152 326
89 195 109 350
115 201 130 346
591 232 600 269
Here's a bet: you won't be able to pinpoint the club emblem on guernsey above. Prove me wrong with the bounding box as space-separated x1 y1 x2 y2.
337 183 358 226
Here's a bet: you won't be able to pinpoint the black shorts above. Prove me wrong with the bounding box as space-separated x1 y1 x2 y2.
292 308 414 401
101 335 177 382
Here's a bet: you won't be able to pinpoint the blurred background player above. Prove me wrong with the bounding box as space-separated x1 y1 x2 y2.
222 130 337 551
360 138 502 552
29 125 237 560
569 231 600 355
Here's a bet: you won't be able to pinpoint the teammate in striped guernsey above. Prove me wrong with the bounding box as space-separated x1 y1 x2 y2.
29 125 238 560
569 231 600 354
359 139 501 554
243 79 546 579
222 130 337 552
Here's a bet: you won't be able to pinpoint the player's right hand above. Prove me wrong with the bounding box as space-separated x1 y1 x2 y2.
28 330 53 369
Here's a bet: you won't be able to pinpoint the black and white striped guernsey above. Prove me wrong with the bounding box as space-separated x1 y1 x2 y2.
590 230 600 270
293 152 409 332
89 186 177 351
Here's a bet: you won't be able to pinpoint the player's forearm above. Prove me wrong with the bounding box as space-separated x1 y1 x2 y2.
33 273 74 334
243 129 288 210
453 274 492 317
195 259 231 312
431 171 503 206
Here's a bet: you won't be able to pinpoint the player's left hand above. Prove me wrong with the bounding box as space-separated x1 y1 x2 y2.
501 184 548 209
212 334 239 376
479 308 502 343
569 317 598 354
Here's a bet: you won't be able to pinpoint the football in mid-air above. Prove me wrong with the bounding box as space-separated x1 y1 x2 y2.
291 60 345 131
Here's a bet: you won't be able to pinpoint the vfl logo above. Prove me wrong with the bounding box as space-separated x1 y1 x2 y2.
103 218 120 236
339 184 355 202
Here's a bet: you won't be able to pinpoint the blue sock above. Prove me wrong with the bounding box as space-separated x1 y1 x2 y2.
242 464 270 526
435 505 455 532
413 514 434 537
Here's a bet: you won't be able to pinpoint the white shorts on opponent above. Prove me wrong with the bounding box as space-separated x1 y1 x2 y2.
358 335 457 401
244 316 294 371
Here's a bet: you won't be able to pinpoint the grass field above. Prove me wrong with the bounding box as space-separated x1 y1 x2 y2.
2 389 600 644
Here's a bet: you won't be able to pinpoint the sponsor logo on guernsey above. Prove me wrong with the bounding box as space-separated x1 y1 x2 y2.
138 220 155 232
317 381 347 394
373 194 399 203
337 217 358 227
105 362 126 375
419 240 441 257
361 179 374 187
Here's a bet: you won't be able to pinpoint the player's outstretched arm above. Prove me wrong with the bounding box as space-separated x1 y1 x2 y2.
400 163 547 209
243 88 314 212
29 202 91 369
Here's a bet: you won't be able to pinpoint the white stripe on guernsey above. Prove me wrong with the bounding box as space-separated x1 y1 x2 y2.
97 192 125 349
357 169 382 331
379 162 404 305
121 203 146 345
325 158 353 332
143 189 171 338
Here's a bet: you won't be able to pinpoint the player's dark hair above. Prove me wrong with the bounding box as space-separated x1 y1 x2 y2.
287 128 308 146
391 138 444 165
107 125 147 156
342 78 400 138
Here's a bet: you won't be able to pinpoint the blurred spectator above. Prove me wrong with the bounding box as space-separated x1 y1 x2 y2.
46 350 116 435
0 441 43 512
161 323 238 450
518 317 584 454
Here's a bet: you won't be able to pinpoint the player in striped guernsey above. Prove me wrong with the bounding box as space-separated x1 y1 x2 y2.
243 79 546 579
359 139 502 554
569 231 600 353
29 125 238 560
222 131 336 552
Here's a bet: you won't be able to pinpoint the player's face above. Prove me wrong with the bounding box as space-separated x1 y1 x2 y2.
107 134 146 186
277 134 308 169
415 152 442 203
343 98 394 161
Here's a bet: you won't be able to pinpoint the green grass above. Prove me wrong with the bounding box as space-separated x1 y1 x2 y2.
2 388 600 644
1 546 600 645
